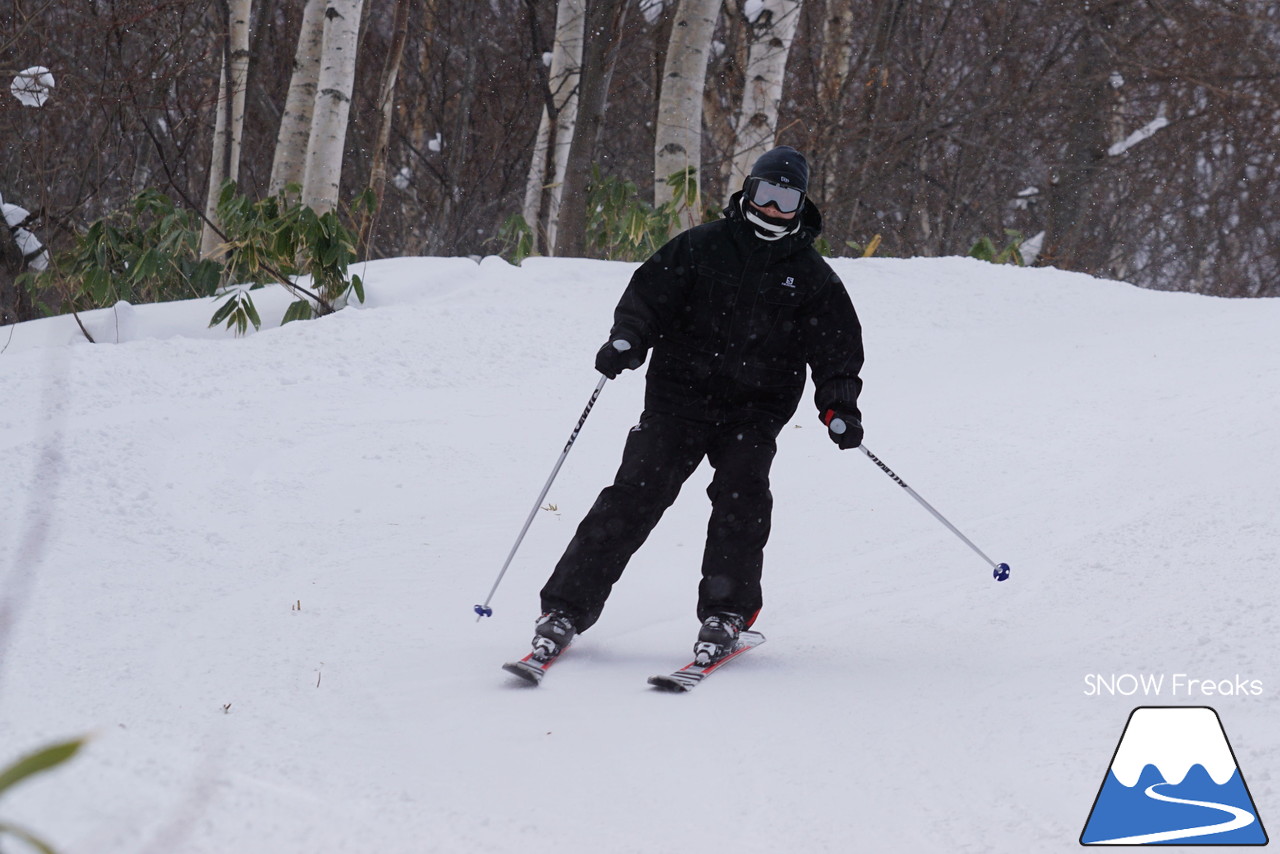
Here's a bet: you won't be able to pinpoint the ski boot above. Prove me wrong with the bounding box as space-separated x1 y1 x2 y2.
531 611 576 662
693 613 745 665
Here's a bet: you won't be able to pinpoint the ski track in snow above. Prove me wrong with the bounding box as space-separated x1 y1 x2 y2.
1 256 1278 853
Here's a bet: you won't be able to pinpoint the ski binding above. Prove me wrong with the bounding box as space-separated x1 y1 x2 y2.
502 644 569 685
648 630 765 692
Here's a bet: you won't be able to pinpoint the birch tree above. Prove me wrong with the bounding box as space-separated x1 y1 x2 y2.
553 0 629 258
269 0 326 196
200 0 252 258
301 0 365 215
522 0 585 255
653 0 721 211
724 0 803 203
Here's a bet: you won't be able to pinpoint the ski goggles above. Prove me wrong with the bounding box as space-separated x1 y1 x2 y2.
745 176 805 213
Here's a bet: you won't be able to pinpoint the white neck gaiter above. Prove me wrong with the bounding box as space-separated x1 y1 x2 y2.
741 198 802 241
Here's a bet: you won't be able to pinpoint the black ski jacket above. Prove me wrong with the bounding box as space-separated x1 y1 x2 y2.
608 193 864 427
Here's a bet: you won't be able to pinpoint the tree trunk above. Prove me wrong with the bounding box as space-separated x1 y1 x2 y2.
701 6 747 206
553 0 629 258
360 0 415 256
301 0 365 215
523 0 586 255
227 0 251 186
816 0 855 201
723 0 803 203
424 41 479 255
1038 7 1118 273
201 0 252 258
269 0 326 196
524 108 554 245
847 0 905 214
0 222 19 325
653 0 721 211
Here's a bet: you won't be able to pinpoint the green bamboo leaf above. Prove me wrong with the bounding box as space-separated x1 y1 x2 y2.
86 268 111 304
0 738 85 797
281 300 313 326
208 294 238 329
0 821 60 854
244 294 262 332
132 249 157 284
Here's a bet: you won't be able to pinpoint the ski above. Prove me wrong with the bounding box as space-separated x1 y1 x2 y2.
502 645 568 685
647 631 766 692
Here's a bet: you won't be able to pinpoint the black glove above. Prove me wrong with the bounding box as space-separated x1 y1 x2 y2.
595 338 646 379
822 408 863 449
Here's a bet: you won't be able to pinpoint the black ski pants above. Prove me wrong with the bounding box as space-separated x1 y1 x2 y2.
540 411 780 632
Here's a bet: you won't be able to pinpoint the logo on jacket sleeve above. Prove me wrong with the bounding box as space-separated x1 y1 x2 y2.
781 276 796 288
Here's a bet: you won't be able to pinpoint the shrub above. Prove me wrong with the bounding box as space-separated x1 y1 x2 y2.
493 166 710 265
969 229 1026 265
584 165 707 261
28 184 369 336
43 189 221 312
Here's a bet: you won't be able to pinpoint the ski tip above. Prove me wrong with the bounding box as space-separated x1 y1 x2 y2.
993 563 1011 582
648 675 693 692
502 661 544 685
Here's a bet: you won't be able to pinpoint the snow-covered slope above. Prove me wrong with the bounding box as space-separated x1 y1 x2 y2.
2 255 1277 853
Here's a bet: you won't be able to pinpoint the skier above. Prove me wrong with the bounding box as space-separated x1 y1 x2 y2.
531 146 865 665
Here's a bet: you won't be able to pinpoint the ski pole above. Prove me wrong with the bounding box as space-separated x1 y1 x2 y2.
858 444 1011 582
474 374 609 619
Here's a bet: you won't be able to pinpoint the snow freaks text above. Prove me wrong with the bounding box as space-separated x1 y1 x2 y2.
1084 673 1264 698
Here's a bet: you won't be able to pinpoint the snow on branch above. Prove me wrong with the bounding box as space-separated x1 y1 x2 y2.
1109 115 1170 157
0 191 50 272
10 66 56 108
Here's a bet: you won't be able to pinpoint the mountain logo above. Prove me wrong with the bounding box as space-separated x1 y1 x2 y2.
1080 706 1268 846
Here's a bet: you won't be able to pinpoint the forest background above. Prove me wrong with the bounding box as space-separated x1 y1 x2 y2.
2 0 1278 330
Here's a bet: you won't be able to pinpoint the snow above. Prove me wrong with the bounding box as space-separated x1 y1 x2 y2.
10 66 55 108
1020 229 1045 264
2 254 1279 853
1109 115 1171 157
638 0 666 25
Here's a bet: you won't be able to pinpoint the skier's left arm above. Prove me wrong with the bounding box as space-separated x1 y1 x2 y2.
800 270 865 448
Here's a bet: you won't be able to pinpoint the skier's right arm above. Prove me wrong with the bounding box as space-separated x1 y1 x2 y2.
607 233 694 353
594 235 693 378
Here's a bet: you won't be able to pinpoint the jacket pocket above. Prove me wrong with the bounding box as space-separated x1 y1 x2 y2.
761 283 801 307
749 282 802 355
